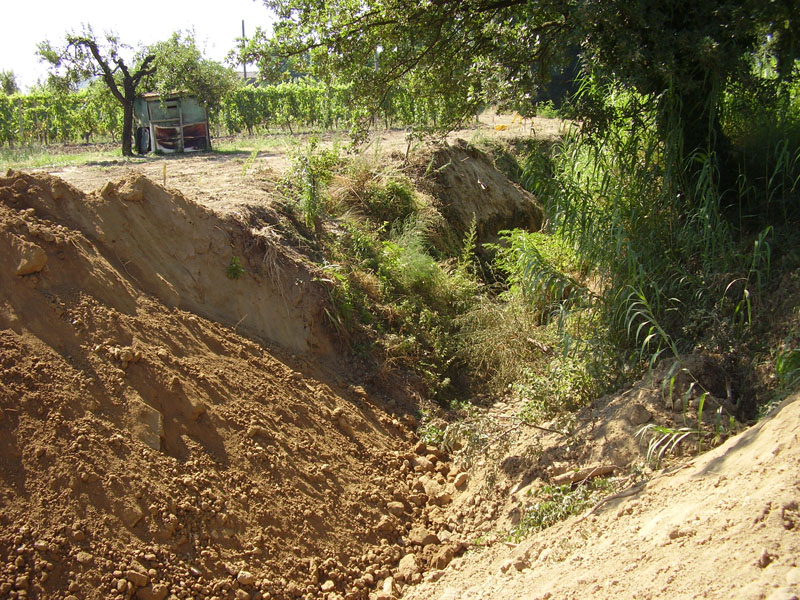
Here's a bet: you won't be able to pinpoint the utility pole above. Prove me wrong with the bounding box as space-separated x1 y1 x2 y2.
242 20 247 81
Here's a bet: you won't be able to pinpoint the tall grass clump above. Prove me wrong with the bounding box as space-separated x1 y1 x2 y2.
501 72 800 418
721 70 800 229
284 138 341 234
457 225 609 418
334 157 418 226
298 149 485 401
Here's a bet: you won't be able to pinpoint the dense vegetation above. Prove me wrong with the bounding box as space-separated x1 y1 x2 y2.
0 85 121 146
252 0 800 426
0 78 465 147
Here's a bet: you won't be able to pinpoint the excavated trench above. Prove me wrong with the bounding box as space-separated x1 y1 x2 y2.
3 139 800 600
0 161 536 600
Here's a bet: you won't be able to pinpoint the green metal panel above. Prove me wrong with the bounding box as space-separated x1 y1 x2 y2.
179 97 206 123
148 100 180 123
133 98 149 126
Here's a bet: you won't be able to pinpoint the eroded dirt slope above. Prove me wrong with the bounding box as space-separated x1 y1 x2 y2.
0 171 466 600
2 171 332 358
405 392 800 600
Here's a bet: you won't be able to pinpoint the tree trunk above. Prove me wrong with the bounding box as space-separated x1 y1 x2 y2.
680 89 735 199
660 75 733 202
121 100 134 157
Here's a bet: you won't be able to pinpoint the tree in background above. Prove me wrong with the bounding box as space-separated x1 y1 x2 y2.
38 26 155 156
259 0 798 199
145 31 238 121
229 27 313 85
0 70 19 95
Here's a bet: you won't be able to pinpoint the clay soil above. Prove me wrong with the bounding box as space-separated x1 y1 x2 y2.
1 115 799 600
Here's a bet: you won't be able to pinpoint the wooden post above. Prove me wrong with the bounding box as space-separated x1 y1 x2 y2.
178 102 184 152
242 21 247 81
17 98 23 144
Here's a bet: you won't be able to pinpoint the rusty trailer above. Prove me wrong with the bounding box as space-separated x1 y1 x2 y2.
133 93 211 154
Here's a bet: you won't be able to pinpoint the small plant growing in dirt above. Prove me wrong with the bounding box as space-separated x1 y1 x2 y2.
759 340 800 418
241 149 258 176
226 256 246 279
535 100 560 119
636 391 734 467
776 346 800 395
508 477 614 542
417 410 447 445
285 138 340 235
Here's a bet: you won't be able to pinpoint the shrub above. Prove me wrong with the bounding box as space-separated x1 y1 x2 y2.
284 138 340 233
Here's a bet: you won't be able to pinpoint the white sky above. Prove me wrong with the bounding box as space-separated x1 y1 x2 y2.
0 0 275 92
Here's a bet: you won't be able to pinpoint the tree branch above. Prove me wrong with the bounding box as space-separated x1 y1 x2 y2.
78 38 125 104
131 55 156 86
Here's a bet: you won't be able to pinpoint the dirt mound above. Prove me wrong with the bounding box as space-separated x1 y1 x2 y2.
405 391 800 599
1 170 331 358
0 171 469 600
416 140 543 245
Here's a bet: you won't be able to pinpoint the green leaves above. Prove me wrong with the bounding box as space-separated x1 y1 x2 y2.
0 84 122 146
259 0 571 132
226 256 246 280
508 478 613 541
0 70 19 96
776 347 800 393
285 138 340 231
144 31 237 118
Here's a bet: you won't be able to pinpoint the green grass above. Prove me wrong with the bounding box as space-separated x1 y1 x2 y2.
1 145 124 170
212 131 352 156
211 134 295 155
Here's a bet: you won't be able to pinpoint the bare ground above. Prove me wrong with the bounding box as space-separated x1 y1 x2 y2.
43 113 563 215
1 114 798 600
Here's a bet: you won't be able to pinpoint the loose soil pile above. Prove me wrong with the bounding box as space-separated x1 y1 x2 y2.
0 170 467 600
417 139 543 245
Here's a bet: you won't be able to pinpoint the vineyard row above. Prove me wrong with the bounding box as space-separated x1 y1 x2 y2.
0 80 464 147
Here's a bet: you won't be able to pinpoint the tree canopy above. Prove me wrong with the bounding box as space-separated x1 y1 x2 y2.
230 27 314 85
260 0 798 165
0 70 19 96
145 31 238 118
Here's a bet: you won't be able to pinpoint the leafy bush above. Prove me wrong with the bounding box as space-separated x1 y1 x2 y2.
535 100 560 119
515 355 602 424
284 138 340 232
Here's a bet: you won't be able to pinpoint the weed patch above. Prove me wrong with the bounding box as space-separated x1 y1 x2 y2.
508 478 614 541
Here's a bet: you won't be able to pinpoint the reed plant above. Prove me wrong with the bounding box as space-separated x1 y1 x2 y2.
493 76 800 419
